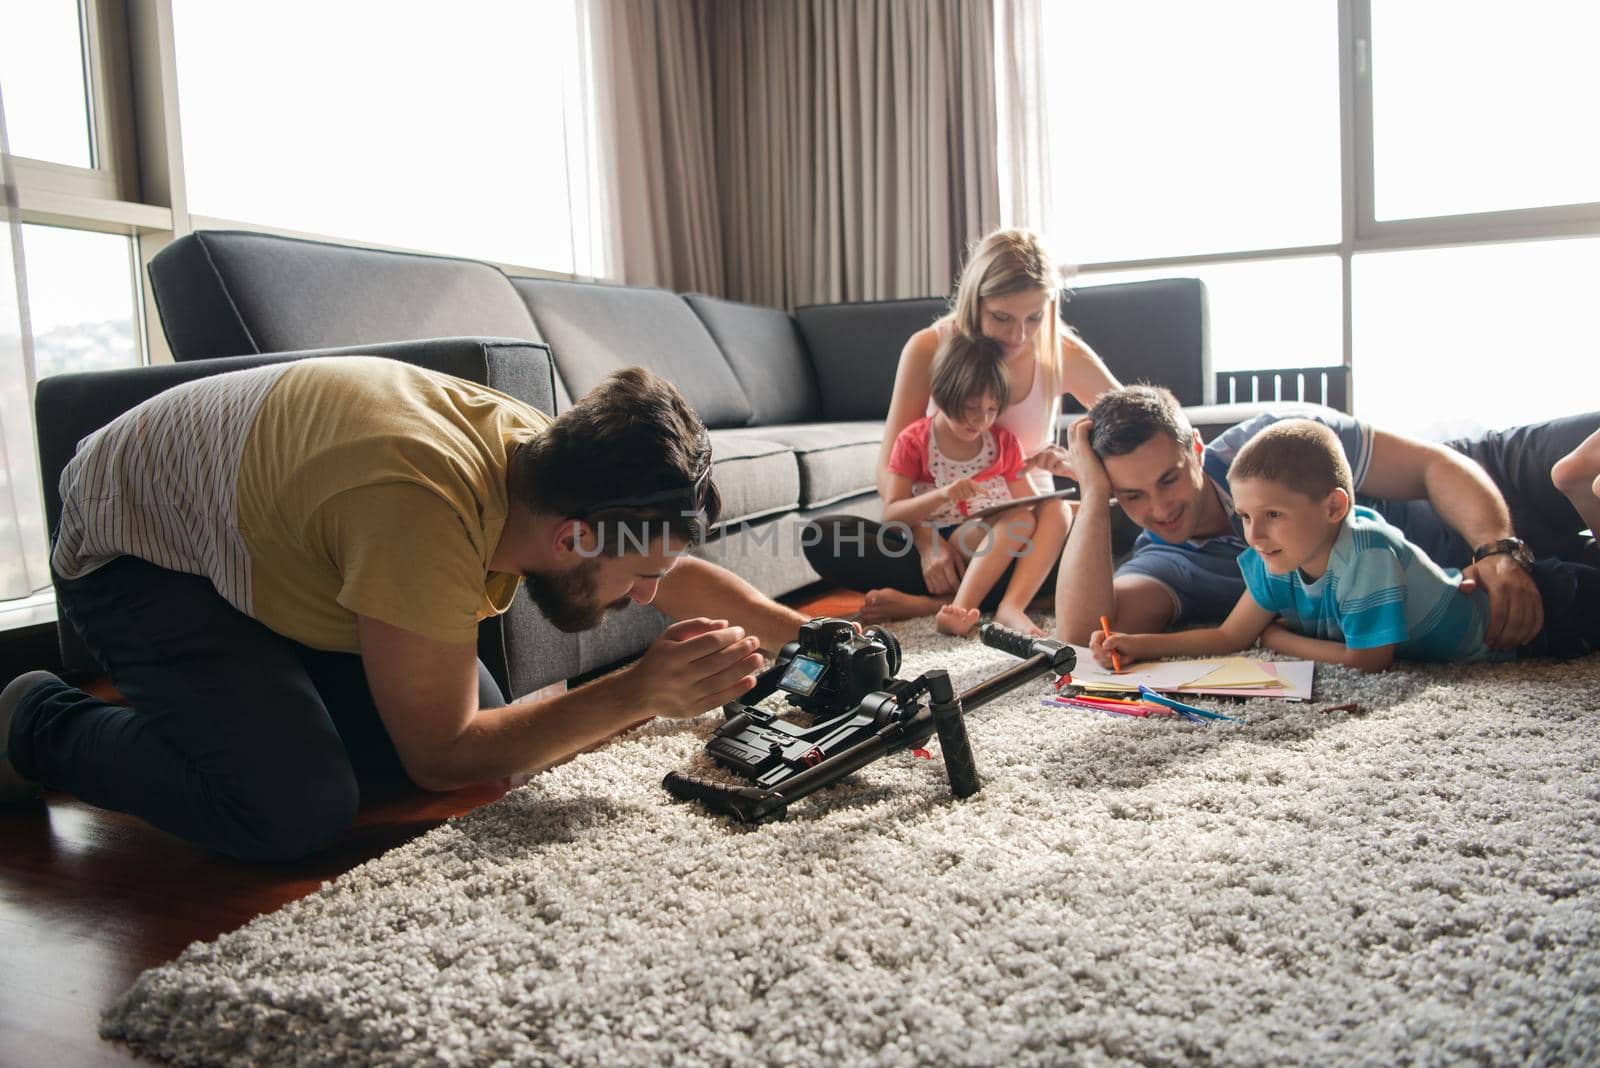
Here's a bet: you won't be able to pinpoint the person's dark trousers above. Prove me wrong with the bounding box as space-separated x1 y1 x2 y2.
1365 410 1600 569
801 516 1060 611
8 555 505 862
1519 558 1600 660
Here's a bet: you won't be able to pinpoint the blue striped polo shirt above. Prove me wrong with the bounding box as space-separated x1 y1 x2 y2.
1238 506 1504 663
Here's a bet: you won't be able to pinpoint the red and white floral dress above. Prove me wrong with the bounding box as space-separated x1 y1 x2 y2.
888 415 1026 524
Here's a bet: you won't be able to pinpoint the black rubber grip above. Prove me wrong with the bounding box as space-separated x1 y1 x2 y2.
924 670 980 799
978 622 1076 673
979 622 1038 659
661 771 786 823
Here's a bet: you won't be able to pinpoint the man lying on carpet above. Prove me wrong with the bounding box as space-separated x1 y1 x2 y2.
0 359 804 861
1054 384 1600 651
1089 419 1600 672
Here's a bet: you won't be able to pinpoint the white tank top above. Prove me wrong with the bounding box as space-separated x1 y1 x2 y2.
929 319 1057 491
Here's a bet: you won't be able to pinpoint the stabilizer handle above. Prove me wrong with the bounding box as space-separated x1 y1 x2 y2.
925 670 979 798
661 771 787 824
979 623 1076 674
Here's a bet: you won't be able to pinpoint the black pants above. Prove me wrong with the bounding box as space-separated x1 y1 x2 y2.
1368 410 1600 569
805 411 1600 596
1524 557 1600 660
801 517 1060 611
9 556 504 861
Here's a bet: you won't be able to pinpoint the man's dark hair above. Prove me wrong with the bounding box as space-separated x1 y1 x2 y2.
1085 384 1194 457
508 367 721 554
1229 419 1353 500
930 333 1011 417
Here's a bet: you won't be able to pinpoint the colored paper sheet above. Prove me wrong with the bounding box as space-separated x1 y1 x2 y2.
1067 646 1314 701
1182 659 1285 689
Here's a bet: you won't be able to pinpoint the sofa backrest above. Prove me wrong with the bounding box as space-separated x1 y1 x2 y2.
792 296 948 422
1058 277 1210 409
149 230 543 361
511 277 754 429
682 294 821 425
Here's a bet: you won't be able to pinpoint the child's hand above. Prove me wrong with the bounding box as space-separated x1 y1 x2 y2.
945 477 979 503
1090 629 1147 670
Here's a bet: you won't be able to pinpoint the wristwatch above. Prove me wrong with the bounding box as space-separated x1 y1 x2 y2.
1471 537 1535 571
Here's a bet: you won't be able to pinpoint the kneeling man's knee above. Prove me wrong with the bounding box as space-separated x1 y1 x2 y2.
228 770 360 863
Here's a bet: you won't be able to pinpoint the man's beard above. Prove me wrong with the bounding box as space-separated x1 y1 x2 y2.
523 558 632 633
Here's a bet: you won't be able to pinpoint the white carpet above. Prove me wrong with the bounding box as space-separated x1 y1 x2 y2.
102 619 1600 1066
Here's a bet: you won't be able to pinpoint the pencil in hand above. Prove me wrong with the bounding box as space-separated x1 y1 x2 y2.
1099 615 1123 673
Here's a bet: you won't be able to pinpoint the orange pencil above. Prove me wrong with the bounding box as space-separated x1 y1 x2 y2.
1099 615 1123 673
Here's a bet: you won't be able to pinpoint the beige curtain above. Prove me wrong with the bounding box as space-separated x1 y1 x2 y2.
594 0 1002 308
590 0 726 294
713 0 1001 308
993 0 1053 234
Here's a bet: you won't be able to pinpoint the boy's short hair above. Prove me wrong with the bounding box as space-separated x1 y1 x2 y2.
1228 419 1354 500
1086 384 1194 457
930 333 1010 416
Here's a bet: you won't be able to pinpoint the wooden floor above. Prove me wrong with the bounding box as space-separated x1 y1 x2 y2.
0 587 863 1068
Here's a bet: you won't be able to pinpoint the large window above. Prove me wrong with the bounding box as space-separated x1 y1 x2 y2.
1074 256 1343 375
1 1 605 618
22 224 140 380
1370 2 1600 220
1045 2 1341 265
1044 1 1600 437
172 0 603 276
1353 238 1600 437
0 3 93 168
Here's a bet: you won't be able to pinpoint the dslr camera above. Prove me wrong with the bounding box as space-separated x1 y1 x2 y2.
767 617 902 719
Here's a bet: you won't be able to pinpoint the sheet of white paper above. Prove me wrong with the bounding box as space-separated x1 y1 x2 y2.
1066 646 1315 701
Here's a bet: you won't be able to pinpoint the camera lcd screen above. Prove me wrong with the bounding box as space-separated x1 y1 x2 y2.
778 654 827 696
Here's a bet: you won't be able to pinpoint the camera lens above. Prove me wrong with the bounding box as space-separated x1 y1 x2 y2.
861 626 901 675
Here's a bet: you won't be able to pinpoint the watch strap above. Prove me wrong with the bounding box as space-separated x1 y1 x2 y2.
1471 537 1533 569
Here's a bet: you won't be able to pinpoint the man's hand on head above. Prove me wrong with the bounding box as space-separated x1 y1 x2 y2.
1065 418 1111 500
1459 555 1542 649
626 618 764 719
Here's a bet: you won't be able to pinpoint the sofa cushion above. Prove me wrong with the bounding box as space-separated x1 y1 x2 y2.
793 296 947 422
717 420 883 509
683 294 821 425
706 432 800 527
148 231 543 360
512 278 753 429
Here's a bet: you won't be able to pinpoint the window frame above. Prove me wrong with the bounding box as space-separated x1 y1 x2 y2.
1069 0 1600 412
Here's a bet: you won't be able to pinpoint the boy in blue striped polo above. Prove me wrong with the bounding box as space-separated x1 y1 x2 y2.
1092 420 1600 673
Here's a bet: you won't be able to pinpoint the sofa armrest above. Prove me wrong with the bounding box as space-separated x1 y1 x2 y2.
35 336 554 678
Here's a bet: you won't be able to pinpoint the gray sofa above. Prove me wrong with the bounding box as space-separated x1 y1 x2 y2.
36 229 1348 700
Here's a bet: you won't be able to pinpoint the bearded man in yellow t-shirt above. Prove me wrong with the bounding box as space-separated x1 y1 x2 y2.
1 359 803 860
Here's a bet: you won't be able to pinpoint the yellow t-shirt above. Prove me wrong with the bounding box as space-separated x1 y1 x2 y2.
234 357 550 650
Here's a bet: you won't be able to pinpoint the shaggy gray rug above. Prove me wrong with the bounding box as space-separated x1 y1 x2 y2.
103 619 1600 1067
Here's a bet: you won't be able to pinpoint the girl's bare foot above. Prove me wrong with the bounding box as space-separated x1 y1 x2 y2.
860 588 946 623
991 605 1045 637
935 604 982 636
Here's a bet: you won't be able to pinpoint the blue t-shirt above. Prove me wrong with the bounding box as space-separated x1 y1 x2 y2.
1237 506 1503 663
1116 407 1375 622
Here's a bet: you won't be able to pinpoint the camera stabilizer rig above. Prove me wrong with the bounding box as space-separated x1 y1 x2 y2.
662 617 1076 823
